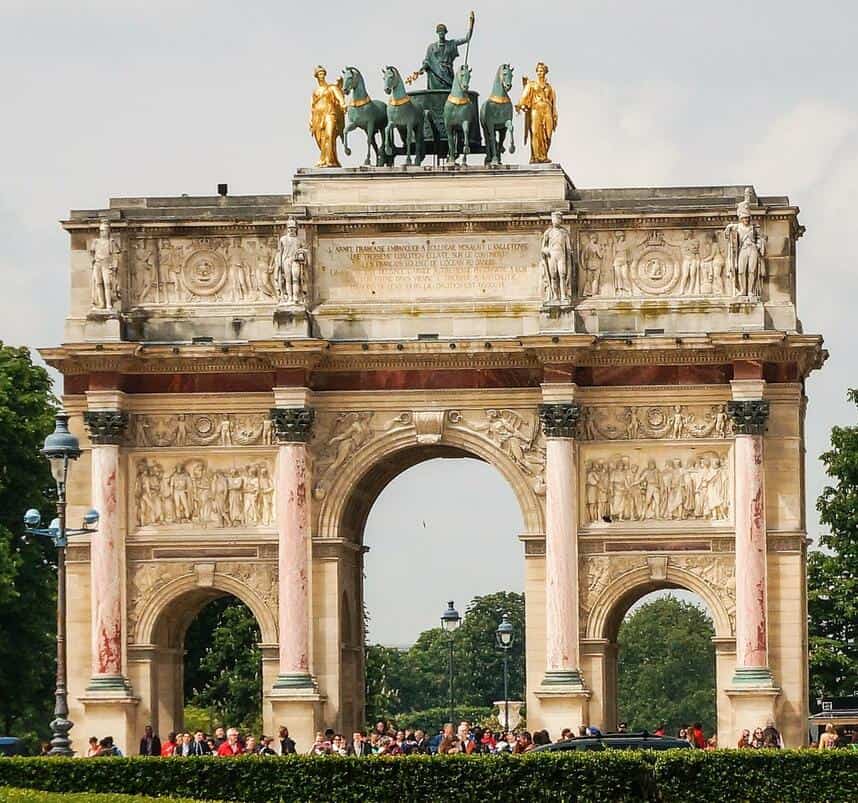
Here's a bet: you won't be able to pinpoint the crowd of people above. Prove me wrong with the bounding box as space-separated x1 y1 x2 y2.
76 715 857 758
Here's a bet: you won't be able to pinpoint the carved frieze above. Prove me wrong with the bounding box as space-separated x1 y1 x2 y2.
126 561 194 641
217 561 278 610
131 413 272 447
129 236 278 306
577 228 738 300
581 446 731 524
578 404 731 441
132 456 275 529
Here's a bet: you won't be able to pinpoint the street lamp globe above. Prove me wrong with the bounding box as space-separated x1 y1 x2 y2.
440 600 461 633
496 614 514 648
41 412 81 486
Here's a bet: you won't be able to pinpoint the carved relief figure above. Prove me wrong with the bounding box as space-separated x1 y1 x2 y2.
579 233 603 297
310 65 346 168
540 211 573 304
610 231 632 296
582 450 730 524
725 188 767 297
679 230 701 296
134 458 275 529
578 404 731 441
700 231 725 295
274 219 308 306
90 221 121 310
516 62 557 164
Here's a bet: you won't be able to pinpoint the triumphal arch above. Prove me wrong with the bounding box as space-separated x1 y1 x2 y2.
47 25 824 750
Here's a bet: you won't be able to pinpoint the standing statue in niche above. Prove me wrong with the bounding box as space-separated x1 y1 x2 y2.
274 219 308 306
310 66 346 168
540 211 573 305
610 231 633 297
90 220 121 311
516 62 557 164
724 188 767 298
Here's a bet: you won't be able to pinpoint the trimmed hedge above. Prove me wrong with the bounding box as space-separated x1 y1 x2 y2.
0 750 856 803
0 753 653 803
0 789 216 803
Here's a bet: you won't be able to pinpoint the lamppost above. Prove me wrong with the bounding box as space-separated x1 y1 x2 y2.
23 412 99 757
495 613 515 732
440 601 461 726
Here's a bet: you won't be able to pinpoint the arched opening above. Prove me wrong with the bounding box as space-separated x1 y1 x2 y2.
146 587 264 737
610 588 716 740
334 444 527 733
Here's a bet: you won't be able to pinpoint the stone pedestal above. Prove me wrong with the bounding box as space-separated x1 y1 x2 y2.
273 304 312 338
83 410 132 695
266 689 324 754
83 310 121 341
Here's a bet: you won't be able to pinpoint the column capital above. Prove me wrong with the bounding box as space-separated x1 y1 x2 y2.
83 409 129 445
538 402 581 438
269 406 315 443
727 400 770 435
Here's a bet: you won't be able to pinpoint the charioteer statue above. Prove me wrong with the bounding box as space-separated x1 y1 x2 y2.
408 11 475 90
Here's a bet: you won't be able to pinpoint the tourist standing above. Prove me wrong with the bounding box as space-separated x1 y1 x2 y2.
139 725 161 756
819 724 838 750
737 729 752 748
160 732 178 757
279 726 296 755
190 731 210 756
217 728 243 756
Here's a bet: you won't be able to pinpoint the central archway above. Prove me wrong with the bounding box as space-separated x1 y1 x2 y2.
313 417 543 734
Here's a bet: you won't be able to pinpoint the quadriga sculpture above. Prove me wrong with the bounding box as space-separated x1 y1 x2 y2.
443 64 477 166
480 63 516 166
382 65 431 166
341 66 389 166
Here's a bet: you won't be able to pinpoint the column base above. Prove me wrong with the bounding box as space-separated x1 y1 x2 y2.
79 693 140 757
266 685 325 755
540 669 587 688
85 674 134 695
725 684 781 745
730 666 776 688
534 684 591 737
272 672 317 690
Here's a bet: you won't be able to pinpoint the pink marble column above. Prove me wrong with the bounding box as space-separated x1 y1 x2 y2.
270 407 315 689
84 410 131 692
539 403 585 687
728 400 774 686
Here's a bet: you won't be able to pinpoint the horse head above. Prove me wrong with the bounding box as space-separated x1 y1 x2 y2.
455 64 472 93
382 65 399 96
499 64 514 94
342 66 357 95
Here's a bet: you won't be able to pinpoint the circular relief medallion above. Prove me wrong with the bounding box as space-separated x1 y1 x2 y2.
193 414 217 439
631 247 681 296
182 250 227 297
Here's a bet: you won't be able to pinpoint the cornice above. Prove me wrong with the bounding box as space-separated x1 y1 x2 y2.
40 333 826 378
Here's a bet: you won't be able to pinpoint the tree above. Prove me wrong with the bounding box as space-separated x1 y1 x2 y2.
0 344 57 740
808 389 858 700
365 591 525 725
617 596 716 735
184 597 262 731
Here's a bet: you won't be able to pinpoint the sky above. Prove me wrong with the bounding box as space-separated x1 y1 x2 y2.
1 1 855 644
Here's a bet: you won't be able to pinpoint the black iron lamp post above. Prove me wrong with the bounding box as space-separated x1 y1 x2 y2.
24 412 99 757
495 613 515 732
440 600 461 726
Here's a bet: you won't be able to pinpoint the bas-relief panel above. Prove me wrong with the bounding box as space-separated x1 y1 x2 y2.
129 236 278 306
130 413 272 447
314 233 542 304
578 403 732 441
579 443 732 527
580 553 736 634
131 455 275 531
577 228 759 300
309 405 546 500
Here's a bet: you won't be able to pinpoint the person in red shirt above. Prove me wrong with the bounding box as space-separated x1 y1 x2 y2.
160 732 178 757
654 722 666 737
689 722 706 749
217 728 243 756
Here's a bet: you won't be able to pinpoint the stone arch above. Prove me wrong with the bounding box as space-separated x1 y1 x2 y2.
314 417 544 543
585 562 734 642
134 568 279 647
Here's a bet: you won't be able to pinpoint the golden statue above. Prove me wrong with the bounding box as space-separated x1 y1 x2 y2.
310 65 345 168
516 62 557 164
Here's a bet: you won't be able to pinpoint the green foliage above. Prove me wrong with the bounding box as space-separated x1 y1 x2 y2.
0 344 57 742
653 749 858 803
378 706 495 735
1 752 857 803
617 596 716 735
365 591 524 725
183 598 262 733
809 388 858 699
0 788 219 803
0 753 655 803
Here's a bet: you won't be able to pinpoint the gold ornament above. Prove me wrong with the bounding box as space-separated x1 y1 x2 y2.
516 62 557 164
310 65 346 168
